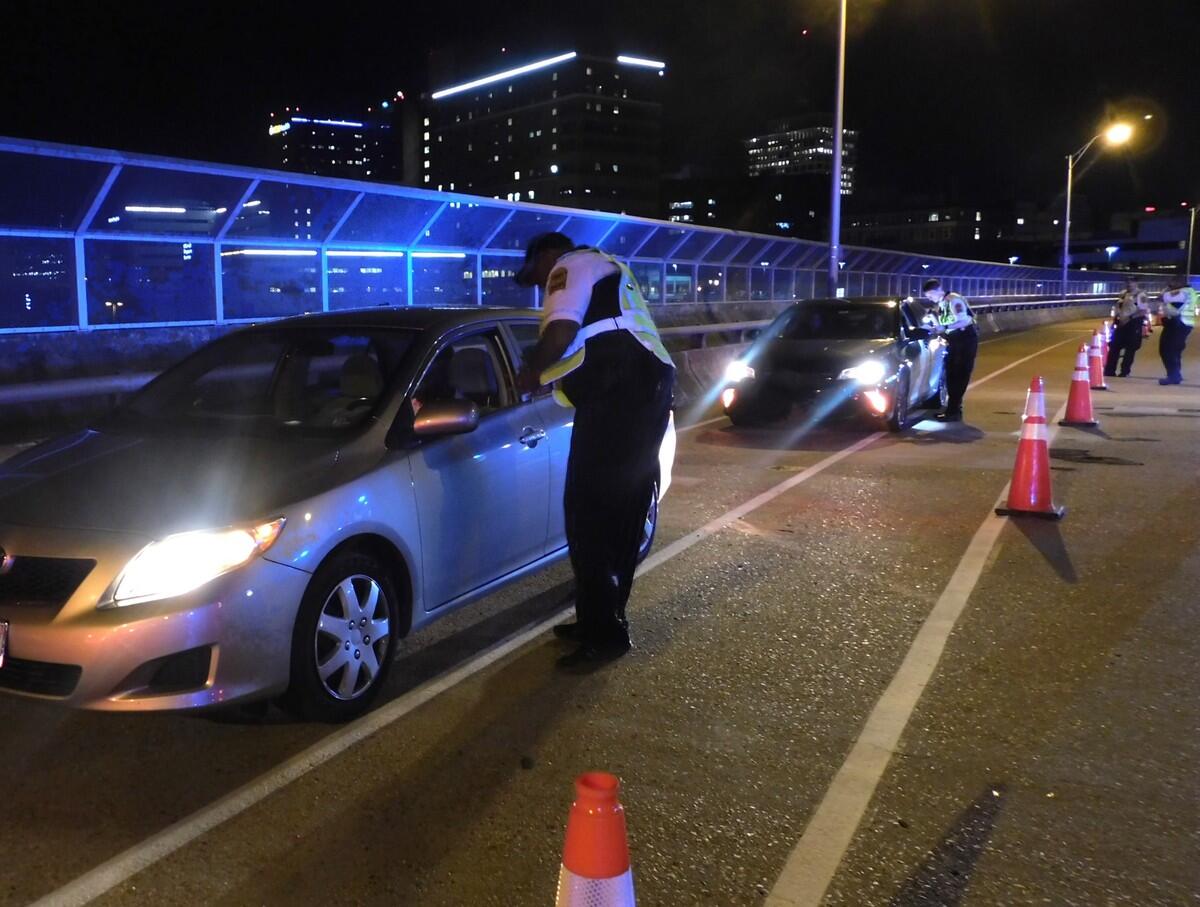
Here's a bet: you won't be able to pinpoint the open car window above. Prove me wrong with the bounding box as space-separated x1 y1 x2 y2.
110 327 418 437
412 330 513 416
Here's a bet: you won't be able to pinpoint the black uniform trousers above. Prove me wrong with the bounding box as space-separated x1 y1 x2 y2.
944 326 979 415
1158 318 1193 383
1104 318 1144 376
561 333 675 645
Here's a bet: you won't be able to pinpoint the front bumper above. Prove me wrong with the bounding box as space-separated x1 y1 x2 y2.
0 523 310 711
722 373 898 420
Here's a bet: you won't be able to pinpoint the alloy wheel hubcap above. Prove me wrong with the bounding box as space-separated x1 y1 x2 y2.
640 485 659 558
314 574 390 701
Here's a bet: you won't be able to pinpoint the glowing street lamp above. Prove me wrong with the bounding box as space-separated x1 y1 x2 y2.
827 0 848 298
1062 121 1133 299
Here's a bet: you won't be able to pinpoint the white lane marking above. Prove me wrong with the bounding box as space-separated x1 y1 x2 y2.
765 402 1069 907
34 336 1078 907
967 336 1079 391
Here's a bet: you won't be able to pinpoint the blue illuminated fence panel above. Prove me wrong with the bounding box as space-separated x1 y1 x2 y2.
0 136 1167 337
0 151 110 232
327 251 408 309
84 239 215 325
0 237 77 329
220 248 321 319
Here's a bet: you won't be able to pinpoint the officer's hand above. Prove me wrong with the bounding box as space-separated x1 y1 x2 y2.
516 366 542 395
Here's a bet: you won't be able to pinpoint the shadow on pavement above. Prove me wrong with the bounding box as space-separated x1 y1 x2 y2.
899 421 987 445
1056 423 1112 440
1012 519 1078 584
888 783 1009 907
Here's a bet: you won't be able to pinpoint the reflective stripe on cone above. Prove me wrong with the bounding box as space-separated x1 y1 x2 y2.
1088 331 1108 391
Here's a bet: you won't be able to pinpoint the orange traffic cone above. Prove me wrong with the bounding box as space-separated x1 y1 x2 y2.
996 376 1065 520
1060 344 1098 426
1088 331 1108 391
1142 315 1152 338
1098 324 1109 363
556 773 636 906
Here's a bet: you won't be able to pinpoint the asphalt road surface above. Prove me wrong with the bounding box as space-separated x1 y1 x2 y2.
2 318 1197 906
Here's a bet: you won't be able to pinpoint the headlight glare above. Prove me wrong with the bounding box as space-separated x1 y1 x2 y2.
111 518 286 606
838 360 887 385
723 360 756 383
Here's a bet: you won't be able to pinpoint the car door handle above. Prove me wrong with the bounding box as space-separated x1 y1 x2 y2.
519 427 547 448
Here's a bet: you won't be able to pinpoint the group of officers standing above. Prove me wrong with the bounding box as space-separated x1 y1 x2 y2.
1105 278 1197 385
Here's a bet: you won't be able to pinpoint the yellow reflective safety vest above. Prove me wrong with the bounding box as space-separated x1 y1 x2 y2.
938 292 976 330
539 250 674 407
1166 286 1197 328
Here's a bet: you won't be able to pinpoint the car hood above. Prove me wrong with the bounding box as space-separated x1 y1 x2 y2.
761 338 896 375
0 428 362 536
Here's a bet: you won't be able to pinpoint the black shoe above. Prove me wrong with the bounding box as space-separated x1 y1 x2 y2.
1159 377 1182 385
556 637 631 672
552 622 583 642
1118 372 1130 378
935 410 963 423
1103 370 1116 377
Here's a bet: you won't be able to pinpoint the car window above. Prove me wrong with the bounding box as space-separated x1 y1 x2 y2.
779 303 898 340
413 331 513 415
115 328 416 437
507 321 541 363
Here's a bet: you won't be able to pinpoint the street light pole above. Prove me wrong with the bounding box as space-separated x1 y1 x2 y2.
1186 204 1197 284
1060 123 1132 302
827 0 848 297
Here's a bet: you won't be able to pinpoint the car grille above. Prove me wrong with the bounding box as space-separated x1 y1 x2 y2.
0 655 82 697
0 556 96 607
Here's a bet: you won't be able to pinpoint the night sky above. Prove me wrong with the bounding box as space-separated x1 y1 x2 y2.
3 0 1196 219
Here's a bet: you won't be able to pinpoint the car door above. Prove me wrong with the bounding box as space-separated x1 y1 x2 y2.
408 326 550 609
899 303 933 405
501 319 572 554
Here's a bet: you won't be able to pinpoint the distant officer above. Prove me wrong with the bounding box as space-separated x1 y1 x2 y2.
1157 278 1197 385
514 232 675 669
1105 280 1150 377
922 279 978 421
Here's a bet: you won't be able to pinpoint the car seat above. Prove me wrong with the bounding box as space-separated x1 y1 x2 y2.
448 347 501 410
312 352 384 427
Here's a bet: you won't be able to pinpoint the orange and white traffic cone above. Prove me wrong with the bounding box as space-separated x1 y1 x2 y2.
996 377 1065 519
1088 331 1108 391
556 773 636 906
1060 344 1098 427
1098 324 1109 363
1142 315 1152 338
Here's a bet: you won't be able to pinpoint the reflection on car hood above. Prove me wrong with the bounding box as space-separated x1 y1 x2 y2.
0 429 352 536
763 338 895 374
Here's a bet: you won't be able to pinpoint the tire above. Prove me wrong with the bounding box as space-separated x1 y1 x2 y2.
887 372 911 432
637 479 659 564
283 550 400 722
726 406 761 427
923 370 949 411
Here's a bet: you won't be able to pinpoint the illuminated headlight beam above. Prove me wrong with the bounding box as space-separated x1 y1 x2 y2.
617 54 667 70
432 52 578 100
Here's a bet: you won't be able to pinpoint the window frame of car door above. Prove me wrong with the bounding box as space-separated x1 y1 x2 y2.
498 317 554 401
387 322 522 448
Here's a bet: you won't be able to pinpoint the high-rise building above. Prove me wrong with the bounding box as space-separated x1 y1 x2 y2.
745 117 858 196
267 91 417 184
423 50 665 216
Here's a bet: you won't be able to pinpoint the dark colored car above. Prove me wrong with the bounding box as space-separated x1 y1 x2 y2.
719 297 948 431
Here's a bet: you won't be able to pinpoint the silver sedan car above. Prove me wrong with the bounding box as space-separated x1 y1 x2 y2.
0 308 676 721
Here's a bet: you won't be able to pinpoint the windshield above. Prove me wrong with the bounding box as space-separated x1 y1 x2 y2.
106 326 419 437
775 302 899 341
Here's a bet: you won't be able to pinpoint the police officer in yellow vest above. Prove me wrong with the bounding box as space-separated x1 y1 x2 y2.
922 278 978 421
1158 278 1197 385
514 232 675 669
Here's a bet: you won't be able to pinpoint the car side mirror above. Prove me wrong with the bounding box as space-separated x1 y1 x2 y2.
412 400 480 438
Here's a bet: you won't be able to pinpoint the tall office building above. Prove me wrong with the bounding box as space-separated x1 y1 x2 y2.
745 117 858 196
423 50 665 216
267 91 415 183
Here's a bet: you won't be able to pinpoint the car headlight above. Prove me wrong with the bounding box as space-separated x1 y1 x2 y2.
838 360 887 385
723 360 756 383
109 518 286 607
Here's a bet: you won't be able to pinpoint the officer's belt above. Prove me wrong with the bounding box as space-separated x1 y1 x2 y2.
561 315 641 359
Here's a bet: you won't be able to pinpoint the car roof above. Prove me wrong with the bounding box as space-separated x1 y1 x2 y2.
239 306 539 334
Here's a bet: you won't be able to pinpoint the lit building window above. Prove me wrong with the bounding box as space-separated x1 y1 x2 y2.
1016 217 1025 225
550 164 559 174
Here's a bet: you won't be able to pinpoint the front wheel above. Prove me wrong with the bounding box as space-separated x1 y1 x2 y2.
283 550 400 722
887 372 911 432
923 369 949 411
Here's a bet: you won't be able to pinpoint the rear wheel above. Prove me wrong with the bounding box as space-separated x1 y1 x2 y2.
887 372 911 432
283 550 400 722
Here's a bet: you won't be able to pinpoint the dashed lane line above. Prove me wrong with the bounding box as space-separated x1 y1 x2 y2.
30 336 1078 907
765 400 1071 907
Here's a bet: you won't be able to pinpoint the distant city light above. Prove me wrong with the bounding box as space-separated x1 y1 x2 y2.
617 55 667 70
1144 206 1157 213
124 206 186 214
243 200 261 208
432 51 578 100
268 123 291 136
1008 256 1020 264
1105 245 1120 259
326 250 406 258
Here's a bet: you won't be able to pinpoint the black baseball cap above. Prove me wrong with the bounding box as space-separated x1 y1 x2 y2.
514 231 574 287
